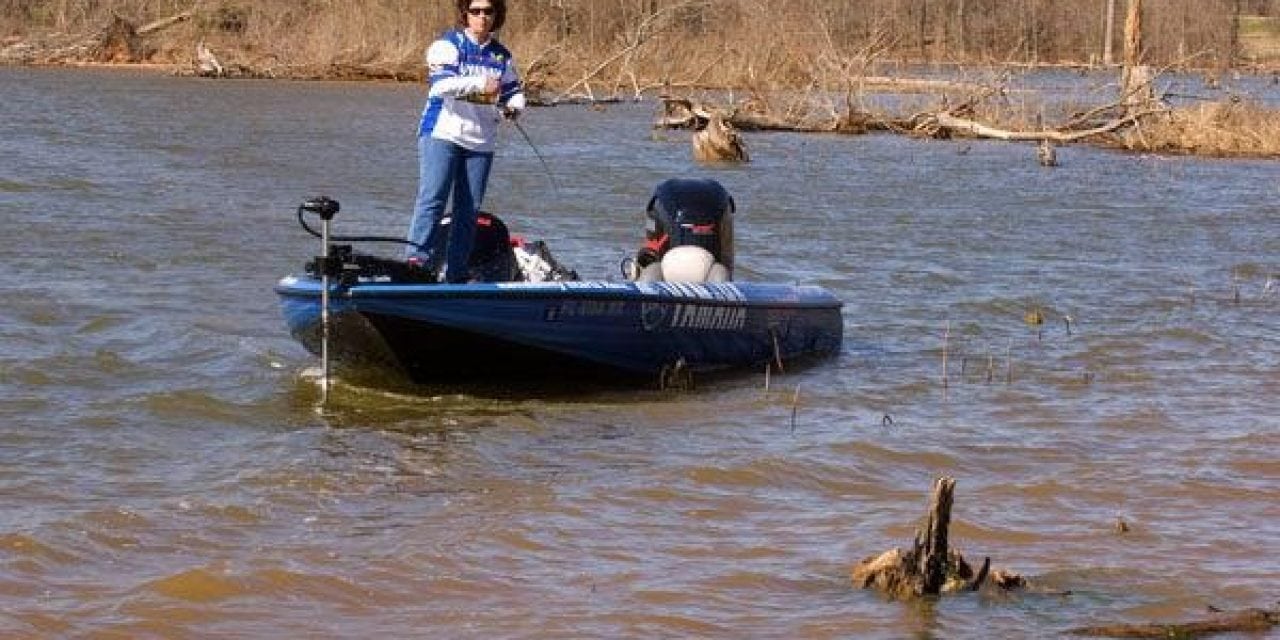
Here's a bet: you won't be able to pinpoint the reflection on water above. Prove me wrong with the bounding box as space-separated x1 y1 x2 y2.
1 66 1277 638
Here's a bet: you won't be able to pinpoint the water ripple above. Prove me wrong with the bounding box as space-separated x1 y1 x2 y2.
1 66 1276 638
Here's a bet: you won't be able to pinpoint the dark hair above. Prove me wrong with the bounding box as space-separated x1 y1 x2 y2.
456 0 507 32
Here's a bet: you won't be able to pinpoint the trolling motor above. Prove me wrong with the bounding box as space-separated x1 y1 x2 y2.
294 194 577 285
296 197 442 284
298 196 342 405
301 195 340 220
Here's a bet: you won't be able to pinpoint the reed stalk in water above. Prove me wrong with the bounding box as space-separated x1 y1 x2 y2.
941 321 951 392
789 385 800 433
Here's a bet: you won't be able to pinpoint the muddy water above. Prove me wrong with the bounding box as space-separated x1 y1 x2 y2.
1 66 1277 638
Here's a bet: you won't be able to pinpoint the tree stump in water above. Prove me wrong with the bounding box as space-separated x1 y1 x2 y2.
653 98 749 163
851 476 1023 598
691 111 749 163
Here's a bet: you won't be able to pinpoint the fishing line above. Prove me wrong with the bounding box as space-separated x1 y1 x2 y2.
508 113 561 197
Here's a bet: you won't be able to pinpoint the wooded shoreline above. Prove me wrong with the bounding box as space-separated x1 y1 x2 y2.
4 1 1279 84
4 1 1279 159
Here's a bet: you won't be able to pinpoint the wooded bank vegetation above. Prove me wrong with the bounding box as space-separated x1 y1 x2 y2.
3 0 1279 86
4 1 1279 158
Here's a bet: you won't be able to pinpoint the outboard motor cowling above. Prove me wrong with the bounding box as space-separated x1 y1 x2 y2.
637 178 735 277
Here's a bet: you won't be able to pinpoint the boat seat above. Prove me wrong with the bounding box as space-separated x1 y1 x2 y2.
636 246 730 283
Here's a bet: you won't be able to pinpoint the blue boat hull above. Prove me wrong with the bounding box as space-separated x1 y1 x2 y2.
275 277 843 385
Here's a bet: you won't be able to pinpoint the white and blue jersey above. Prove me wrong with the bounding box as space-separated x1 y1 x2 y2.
418 28 525 152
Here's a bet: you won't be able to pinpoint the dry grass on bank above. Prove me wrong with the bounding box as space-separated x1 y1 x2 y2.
178 3 440 79
939 92 1280 157
0 2 450 79
1124 99 1280 156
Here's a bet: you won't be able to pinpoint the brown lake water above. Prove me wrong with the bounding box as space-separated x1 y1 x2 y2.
1 66 1277 638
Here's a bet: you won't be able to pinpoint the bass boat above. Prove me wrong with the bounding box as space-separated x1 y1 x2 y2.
274 179 843 387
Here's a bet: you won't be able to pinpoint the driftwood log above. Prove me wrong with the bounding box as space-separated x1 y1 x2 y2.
851 476 1023 599
657 96 907 134
1070 606 1279 638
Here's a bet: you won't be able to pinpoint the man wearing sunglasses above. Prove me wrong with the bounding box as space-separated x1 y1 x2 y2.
406 0 526 284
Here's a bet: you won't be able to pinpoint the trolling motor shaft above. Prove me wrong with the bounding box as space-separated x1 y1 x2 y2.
299 195 340 406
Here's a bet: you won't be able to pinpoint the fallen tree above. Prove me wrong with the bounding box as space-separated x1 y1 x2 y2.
652 0 1279 159
657 79 1280 157
0 9 192 65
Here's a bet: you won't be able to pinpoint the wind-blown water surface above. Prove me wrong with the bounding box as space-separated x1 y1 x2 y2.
1 66 1277 638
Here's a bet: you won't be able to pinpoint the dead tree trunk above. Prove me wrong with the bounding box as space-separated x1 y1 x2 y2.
1103 0 1116 65
917 0 928 62
1228 0 1242 71
1120 0 1154 109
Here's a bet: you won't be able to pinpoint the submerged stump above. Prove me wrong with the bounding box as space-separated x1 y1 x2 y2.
692 112 749 163
851 476 1022 599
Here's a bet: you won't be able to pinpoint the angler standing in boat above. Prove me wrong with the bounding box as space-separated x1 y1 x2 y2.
406 0 525 283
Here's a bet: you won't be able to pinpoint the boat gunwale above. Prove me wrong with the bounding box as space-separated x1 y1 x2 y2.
274 277 844 310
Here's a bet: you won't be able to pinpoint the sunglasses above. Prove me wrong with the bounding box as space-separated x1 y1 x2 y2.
467 7 495 16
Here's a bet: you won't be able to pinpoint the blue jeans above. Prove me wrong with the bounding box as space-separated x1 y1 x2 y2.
406 136 494 283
